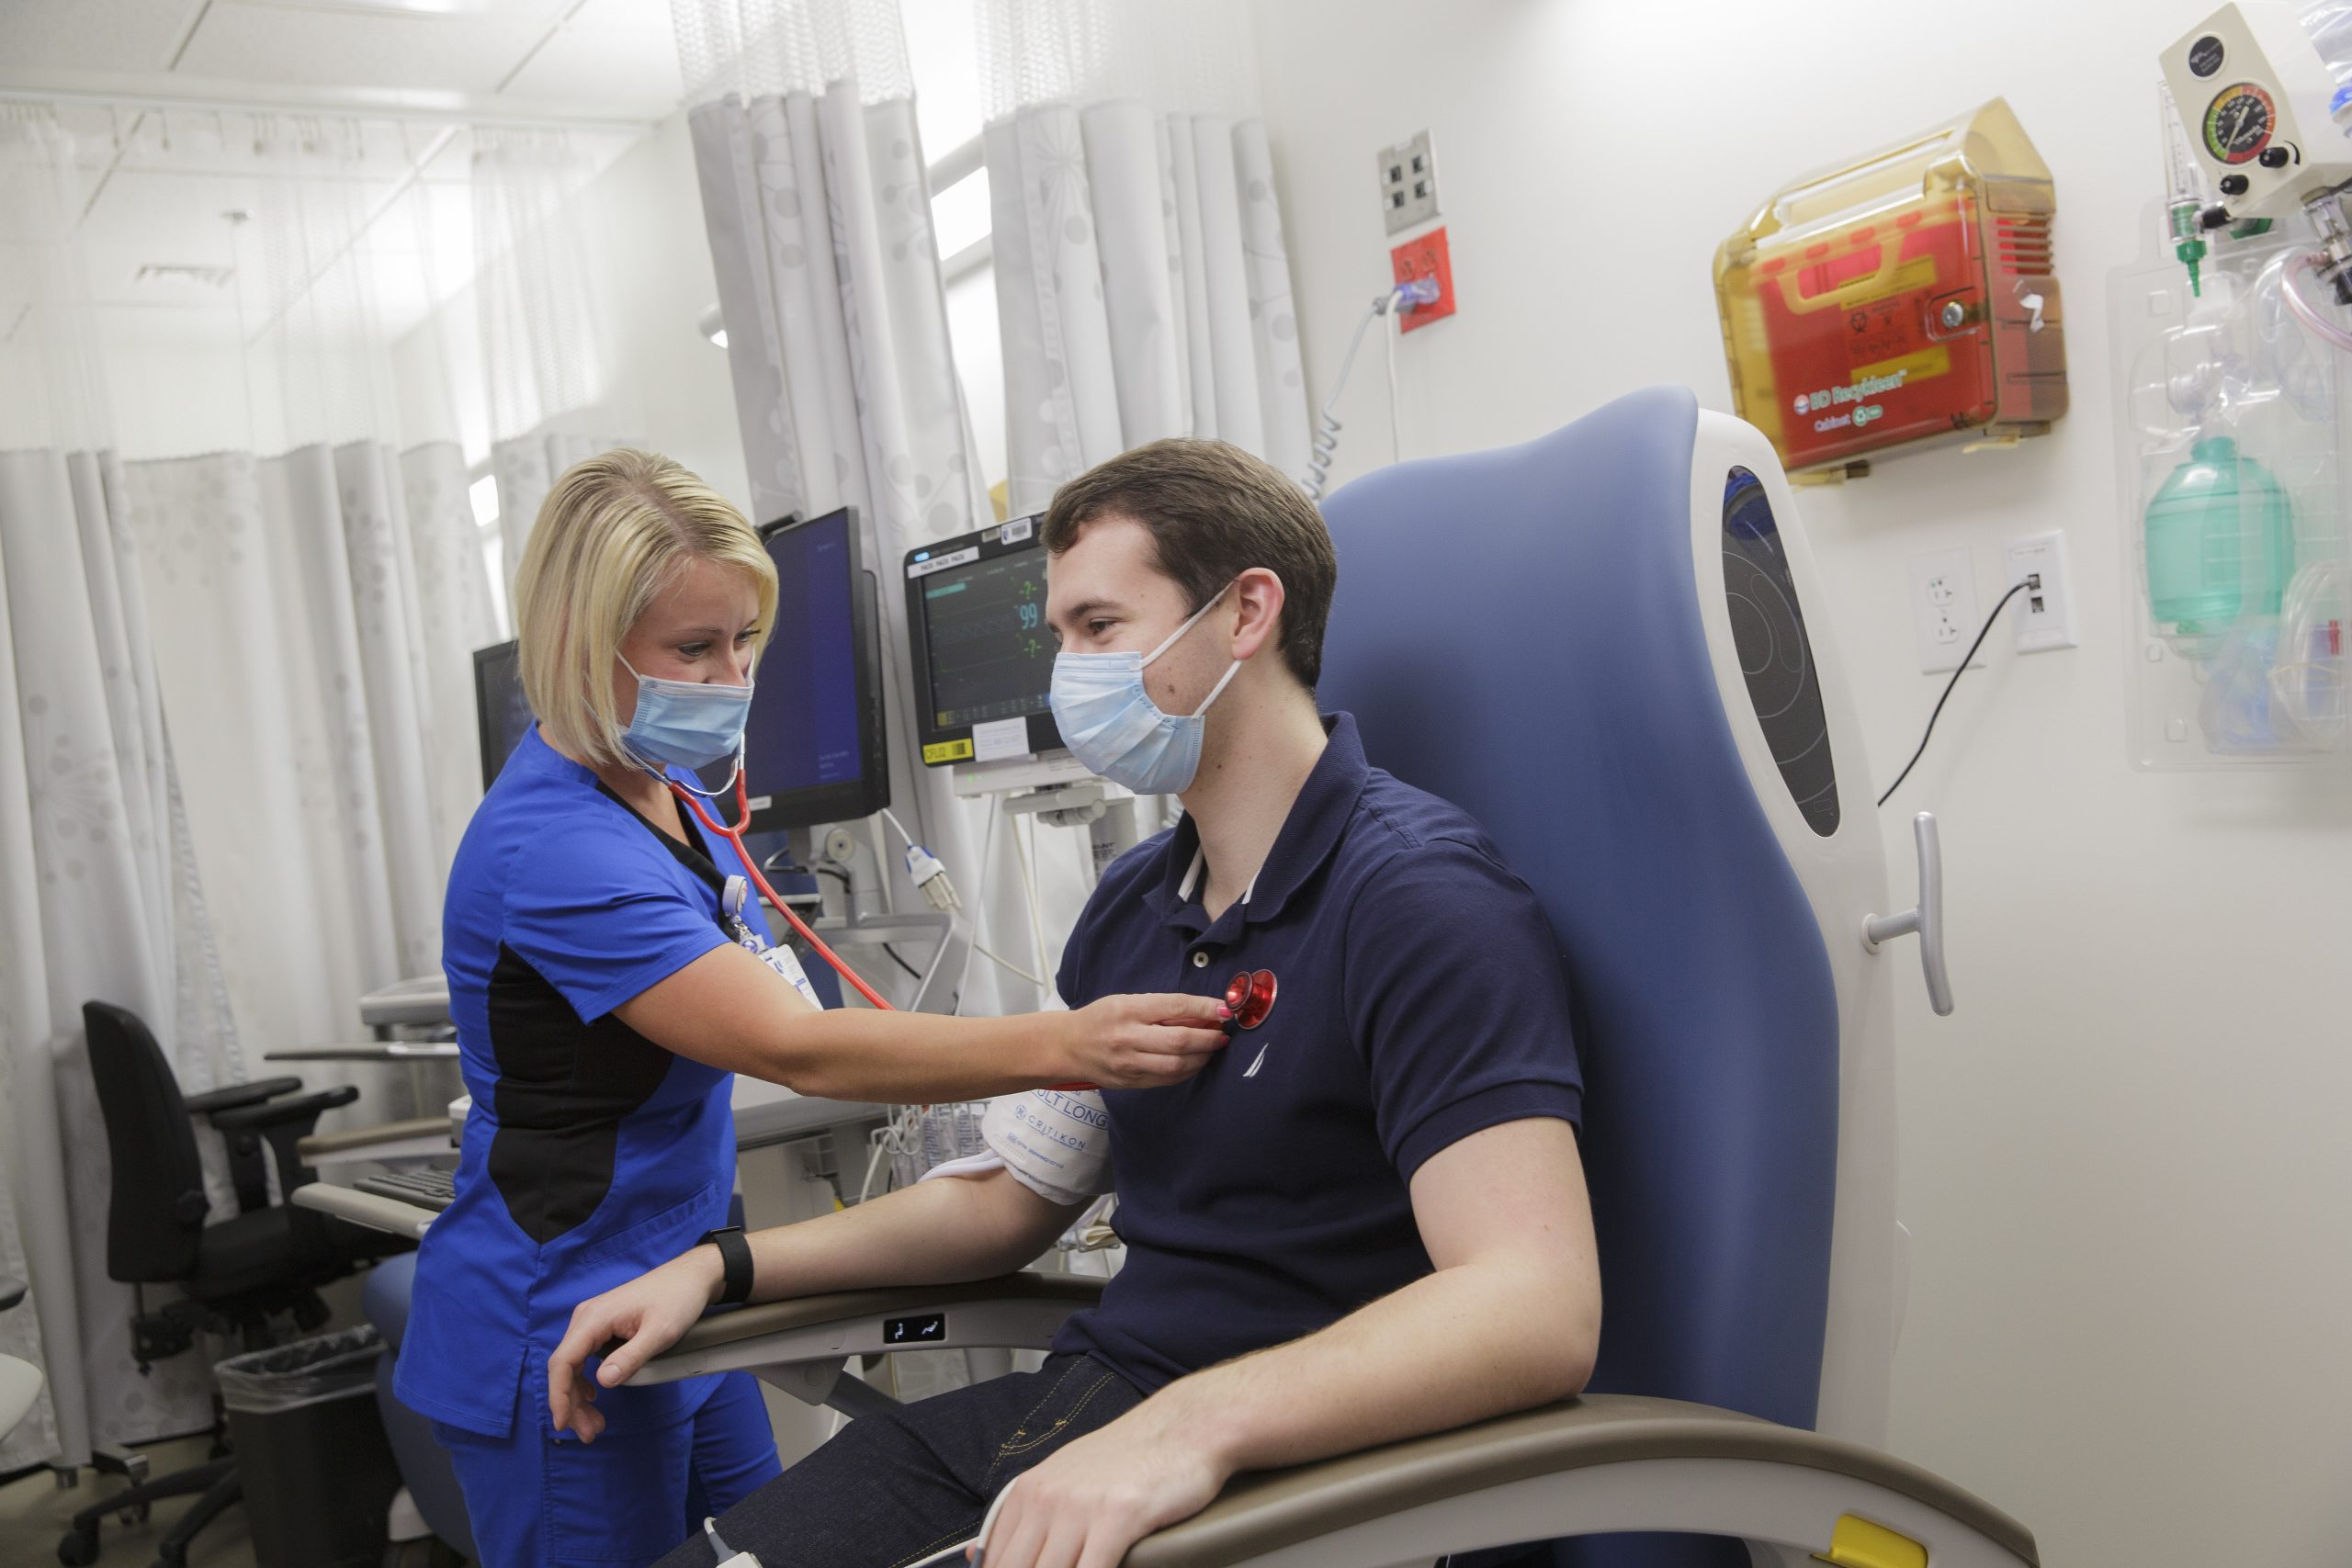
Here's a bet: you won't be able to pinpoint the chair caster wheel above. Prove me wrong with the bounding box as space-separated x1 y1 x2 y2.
56 1525 100 1565
118 1498 152 1526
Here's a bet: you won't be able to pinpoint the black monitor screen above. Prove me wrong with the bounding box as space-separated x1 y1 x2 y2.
733 507 889 832
921 552 1053 729
473 639 534 792
906 517 1063 765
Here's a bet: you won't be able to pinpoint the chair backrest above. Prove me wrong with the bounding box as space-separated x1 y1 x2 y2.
82 1001 211 1283
1317 387 1899 1445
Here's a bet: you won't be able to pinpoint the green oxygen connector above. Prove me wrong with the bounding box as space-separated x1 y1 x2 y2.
2170 201 2207 297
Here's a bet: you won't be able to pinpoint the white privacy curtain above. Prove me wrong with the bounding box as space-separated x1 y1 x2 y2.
0 104 546 1471
677 0 1047 1013
0 107 245 1472
0 453 244 1465
977 0 1308 513
471 130 633 576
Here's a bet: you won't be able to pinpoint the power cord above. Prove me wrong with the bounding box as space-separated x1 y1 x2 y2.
1303 277 1440 501
1877 580 2029 807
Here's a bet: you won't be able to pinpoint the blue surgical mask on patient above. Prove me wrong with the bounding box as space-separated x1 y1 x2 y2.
1050 583 1240 795
618 655 753 773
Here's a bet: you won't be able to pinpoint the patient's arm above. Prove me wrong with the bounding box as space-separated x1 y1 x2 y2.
547 1168 1080 1438
976 1116 1599 1568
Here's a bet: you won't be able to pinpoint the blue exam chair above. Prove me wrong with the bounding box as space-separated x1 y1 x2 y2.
623 388 2024 1568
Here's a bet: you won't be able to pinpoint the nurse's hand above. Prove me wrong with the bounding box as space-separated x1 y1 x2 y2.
546 1247 723 1441
1057 993 1231 1088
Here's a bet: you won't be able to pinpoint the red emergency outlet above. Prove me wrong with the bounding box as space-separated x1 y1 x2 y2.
1391 226 1455 333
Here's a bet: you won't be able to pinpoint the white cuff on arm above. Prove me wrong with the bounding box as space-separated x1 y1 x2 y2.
918 1089 1113 1208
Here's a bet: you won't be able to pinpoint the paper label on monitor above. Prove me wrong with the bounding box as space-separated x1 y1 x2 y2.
973 717 1031 762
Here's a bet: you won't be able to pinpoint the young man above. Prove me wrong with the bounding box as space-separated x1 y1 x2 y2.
548 440 1600 1568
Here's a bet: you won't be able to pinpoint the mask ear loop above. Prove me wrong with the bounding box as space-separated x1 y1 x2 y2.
1139 581 1237 668
1189 657 1243 716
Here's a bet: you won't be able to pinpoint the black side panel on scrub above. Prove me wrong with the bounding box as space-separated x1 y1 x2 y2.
484 789 731 1246
484 945 678 1246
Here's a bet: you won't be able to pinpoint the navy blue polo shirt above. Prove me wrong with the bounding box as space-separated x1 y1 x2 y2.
396 725 764 1438
1051 712 1583 1393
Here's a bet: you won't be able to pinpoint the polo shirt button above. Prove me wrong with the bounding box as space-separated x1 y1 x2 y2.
1191 951 1208 968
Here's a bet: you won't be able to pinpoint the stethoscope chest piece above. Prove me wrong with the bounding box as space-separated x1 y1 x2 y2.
1224 968 1277 1032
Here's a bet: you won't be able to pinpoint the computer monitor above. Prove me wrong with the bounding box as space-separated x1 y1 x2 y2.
472 638 534 792
730 505 890 833
904 515 1067 773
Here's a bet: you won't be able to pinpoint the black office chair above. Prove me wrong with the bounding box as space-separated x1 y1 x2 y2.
59 1000 414 1568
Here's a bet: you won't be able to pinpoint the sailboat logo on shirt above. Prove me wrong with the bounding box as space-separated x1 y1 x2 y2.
1243 1041 1271 1078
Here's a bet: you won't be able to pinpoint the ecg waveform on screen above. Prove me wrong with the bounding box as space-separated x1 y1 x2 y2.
922 552 1055 731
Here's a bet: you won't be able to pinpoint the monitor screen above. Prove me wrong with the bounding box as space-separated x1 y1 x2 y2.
905 516 1063 766
473 639 534 792
733 506 889 832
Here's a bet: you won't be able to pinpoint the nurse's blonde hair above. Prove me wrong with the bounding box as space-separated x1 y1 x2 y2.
513 449 777 770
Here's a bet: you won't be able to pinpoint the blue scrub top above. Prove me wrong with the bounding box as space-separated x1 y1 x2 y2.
1050 714 1586 1393
396 726 760 1439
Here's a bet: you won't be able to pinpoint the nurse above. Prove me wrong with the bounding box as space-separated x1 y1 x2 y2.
395 450 1227 1568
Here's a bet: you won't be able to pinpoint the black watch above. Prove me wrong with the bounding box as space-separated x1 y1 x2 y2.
698 1225 754 1305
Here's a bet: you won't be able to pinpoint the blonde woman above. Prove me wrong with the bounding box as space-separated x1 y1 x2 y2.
394 451 1227 1567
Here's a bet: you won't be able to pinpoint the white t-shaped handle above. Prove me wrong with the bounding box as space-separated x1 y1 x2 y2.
1862 812 1952 1016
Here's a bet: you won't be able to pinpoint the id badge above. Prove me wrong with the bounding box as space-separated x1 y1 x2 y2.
723 874 825 1010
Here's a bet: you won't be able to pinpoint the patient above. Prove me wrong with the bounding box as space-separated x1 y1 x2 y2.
548 439 1601 1568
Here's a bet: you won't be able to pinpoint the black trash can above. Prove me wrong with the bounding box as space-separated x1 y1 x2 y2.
217 1325 403 1568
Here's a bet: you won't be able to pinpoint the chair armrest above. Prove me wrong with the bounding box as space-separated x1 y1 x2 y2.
209 1085 360 1134
183 1077 302 1116
296 1116 455 1167
1123 1393 2038 1568
630 1272 1106 1388
211 1087 363 1214
0 1277 24 1312
289 1183 436 1242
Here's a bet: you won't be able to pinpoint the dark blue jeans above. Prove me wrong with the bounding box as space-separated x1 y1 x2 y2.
656 1354 1143 1568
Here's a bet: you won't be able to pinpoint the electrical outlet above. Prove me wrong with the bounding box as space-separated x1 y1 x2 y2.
1909 547 1984 673
1391 226 1455 332
1375 130 1439 235
2002 530 2077 653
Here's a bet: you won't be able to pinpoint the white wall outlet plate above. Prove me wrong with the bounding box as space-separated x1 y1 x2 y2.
2002 530 2077 654
1376 129 1438 234
1909 547 1984 673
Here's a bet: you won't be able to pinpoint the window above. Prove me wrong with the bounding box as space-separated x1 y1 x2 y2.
469 467 512 638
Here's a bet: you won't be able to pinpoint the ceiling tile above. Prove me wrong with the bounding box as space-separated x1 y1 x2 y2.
496 0 680 115
174 3 553 94
0 1 209 74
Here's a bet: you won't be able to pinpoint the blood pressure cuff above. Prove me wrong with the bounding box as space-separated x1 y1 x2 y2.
920 1089 1113 1207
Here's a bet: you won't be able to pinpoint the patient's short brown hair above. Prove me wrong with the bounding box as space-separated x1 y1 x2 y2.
1041 439 1338 690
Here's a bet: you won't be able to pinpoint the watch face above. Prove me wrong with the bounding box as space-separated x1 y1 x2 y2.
2204 84 2277 165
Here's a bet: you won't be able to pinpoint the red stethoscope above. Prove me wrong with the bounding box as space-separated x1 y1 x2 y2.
1223 968 1278 1032
662 763 1277 1084
663 766 1110 1092
663 766 895 1010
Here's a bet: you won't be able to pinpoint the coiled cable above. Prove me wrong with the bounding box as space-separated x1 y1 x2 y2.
1303 278 1438 502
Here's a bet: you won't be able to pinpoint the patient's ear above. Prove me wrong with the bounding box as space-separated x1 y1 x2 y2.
1229 567 1287 662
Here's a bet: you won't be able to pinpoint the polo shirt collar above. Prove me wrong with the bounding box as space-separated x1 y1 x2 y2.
1142 712 1369 929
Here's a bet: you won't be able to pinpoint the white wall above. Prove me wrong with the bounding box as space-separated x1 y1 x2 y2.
391 109 749 513
1249 3 2352 1564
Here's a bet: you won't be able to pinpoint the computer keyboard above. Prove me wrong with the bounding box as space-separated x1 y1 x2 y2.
356 1167 458 1212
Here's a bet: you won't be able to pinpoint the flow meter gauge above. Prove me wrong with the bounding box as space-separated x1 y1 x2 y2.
2203 82 2276 164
